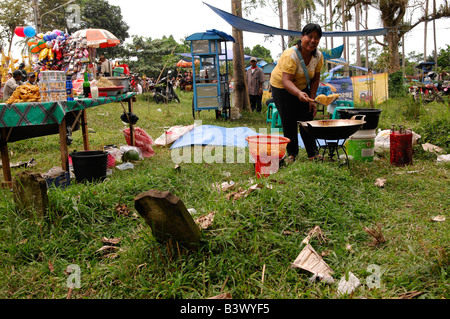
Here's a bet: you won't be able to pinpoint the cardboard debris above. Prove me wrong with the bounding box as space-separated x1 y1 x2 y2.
422 143 443 153
101 237 121 245
0 157 36 169
431 215 446 222
374 178 386 188
337 272 361 296
397 290 423 299
194 211 216 230
226 183 264 200
207 292 232 299
291 243 334 277
437 154 450 163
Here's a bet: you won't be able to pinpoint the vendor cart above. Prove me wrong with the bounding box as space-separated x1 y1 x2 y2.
186 30 234 120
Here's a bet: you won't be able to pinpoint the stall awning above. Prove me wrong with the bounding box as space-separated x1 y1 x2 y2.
204 2 389 38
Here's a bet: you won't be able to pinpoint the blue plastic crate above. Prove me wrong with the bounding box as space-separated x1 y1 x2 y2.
45 171 71 189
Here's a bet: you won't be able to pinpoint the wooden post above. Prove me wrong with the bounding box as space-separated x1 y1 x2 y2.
81 110 89 150
58 119 69 171
127 97 135 146
0 128 12 188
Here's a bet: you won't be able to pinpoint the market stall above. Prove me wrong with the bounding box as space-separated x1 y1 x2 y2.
0 92 137 188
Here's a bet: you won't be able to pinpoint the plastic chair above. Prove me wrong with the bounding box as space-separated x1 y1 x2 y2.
271 109 283 133
332 106 354 119
266 102 276 123
335 100 354 107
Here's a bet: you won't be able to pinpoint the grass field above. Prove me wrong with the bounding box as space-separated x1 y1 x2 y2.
0 90 448 300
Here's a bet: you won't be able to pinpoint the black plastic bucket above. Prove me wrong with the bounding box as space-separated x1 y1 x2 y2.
336 108 382 130
70 150 108 183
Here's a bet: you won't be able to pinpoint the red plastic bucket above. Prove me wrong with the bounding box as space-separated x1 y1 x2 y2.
246 135 290 178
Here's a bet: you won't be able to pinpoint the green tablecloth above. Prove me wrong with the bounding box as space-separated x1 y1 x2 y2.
0 92 136 128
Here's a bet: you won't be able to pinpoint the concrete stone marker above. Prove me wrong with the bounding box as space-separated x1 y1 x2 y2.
134 189 201 249
12 171 48 218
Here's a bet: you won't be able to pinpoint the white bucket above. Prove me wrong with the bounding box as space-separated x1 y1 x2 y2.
346 129 376 162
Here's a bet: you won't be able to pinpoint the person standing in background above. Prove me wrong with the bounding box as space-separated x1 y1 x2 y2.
99 55 112 77
246 57 265 113
18 63 27 81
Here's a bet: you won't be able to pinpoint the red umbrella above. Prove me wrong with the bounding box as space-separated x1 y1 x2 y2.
176 59 192 68
71 28 120 48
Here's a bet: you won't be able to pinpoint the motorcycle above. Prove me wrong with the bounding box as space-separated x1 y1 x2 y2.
152 71 180 104
409 82 445 103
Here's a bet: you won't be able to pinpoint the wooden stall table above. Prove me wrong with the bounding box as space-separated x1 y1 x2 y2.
0 92 137 188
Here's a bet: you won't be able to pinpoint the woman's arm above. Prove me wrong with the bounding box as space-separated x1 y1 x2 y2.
308 72 321 116
281 72 314 103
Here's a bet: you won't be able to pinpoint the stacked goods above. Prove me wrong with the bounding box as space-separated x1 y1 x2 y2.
5 83 41 104
96 77 115 87
39 71 67 102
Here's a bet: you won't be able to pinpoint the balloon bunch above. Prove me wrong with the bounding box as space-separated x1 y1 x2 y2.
26 29 70 71
15 26 37 38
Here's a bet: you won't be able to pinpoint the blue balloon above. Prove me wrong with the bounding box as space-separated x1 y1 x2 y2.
23 26 36 38
43 34 50 42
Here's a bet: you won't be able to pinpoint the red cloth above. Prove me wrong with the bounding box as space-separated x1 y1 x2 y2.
123 127 155 157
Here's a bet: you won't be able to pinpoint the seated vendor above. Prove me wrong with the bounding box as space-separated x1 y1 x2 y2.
26 72 37 85
2 70 23 100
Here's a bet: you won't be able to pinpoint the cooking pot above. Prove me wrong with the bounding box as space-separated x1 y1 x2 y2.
105 76 130 93
336 108 382 130
299 115 366 140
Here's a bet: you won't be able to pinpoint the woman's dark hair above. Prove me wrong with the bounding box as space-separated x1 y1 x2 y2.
296 23 322 57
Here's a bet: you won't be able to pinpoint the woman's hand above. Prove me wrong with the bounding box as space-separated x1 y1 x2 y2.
297 90 314 103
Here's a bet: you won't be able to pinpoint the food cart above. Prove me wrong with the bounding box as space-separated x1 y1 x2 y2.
186 30 234 120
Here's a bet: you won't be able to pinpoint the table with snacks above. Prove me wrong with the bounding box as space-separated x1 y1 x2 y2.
0 92 137 188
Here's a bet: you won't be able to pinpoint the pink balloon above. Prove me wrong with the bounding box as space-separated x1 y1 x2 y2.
15 26 25 37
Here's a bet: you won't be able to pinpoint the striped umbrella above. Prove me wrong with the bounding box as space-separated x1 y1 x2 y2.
71 29 120 48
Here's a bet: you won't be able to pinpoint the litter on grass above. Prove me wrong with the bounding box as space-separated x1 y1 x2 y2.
437 154 450 163
194 211 216 230
337 272 361 296
374 178 387 188
291 243 334 280
431 215 446 222
422 143 443 153
364 223 386 246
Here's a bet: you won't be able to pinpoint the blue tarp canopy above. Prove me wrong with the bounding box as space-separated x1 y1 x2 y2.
322 45 344 60
205 2 389 38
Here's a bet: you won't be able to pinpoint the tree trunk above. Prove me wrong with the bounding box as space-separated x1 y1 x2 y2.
433 0 437 66
424 0 429 61
355 3 361 73
329 0 333 48
365 3 368 69
231 0 250 112
324 0 327 50
287 0 301 45
278 0 285 51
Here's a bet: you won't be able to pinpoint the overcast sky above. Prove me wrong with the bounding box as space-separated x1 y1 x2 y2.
107 0 450 62
8 0 450 64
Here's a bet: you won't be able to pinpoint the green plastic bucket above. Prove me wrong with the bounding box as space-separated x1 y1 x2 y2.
346 129 376 162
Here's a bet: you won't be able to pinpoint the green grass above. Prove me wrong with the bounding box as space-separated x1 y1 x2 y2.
0 91 448 299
